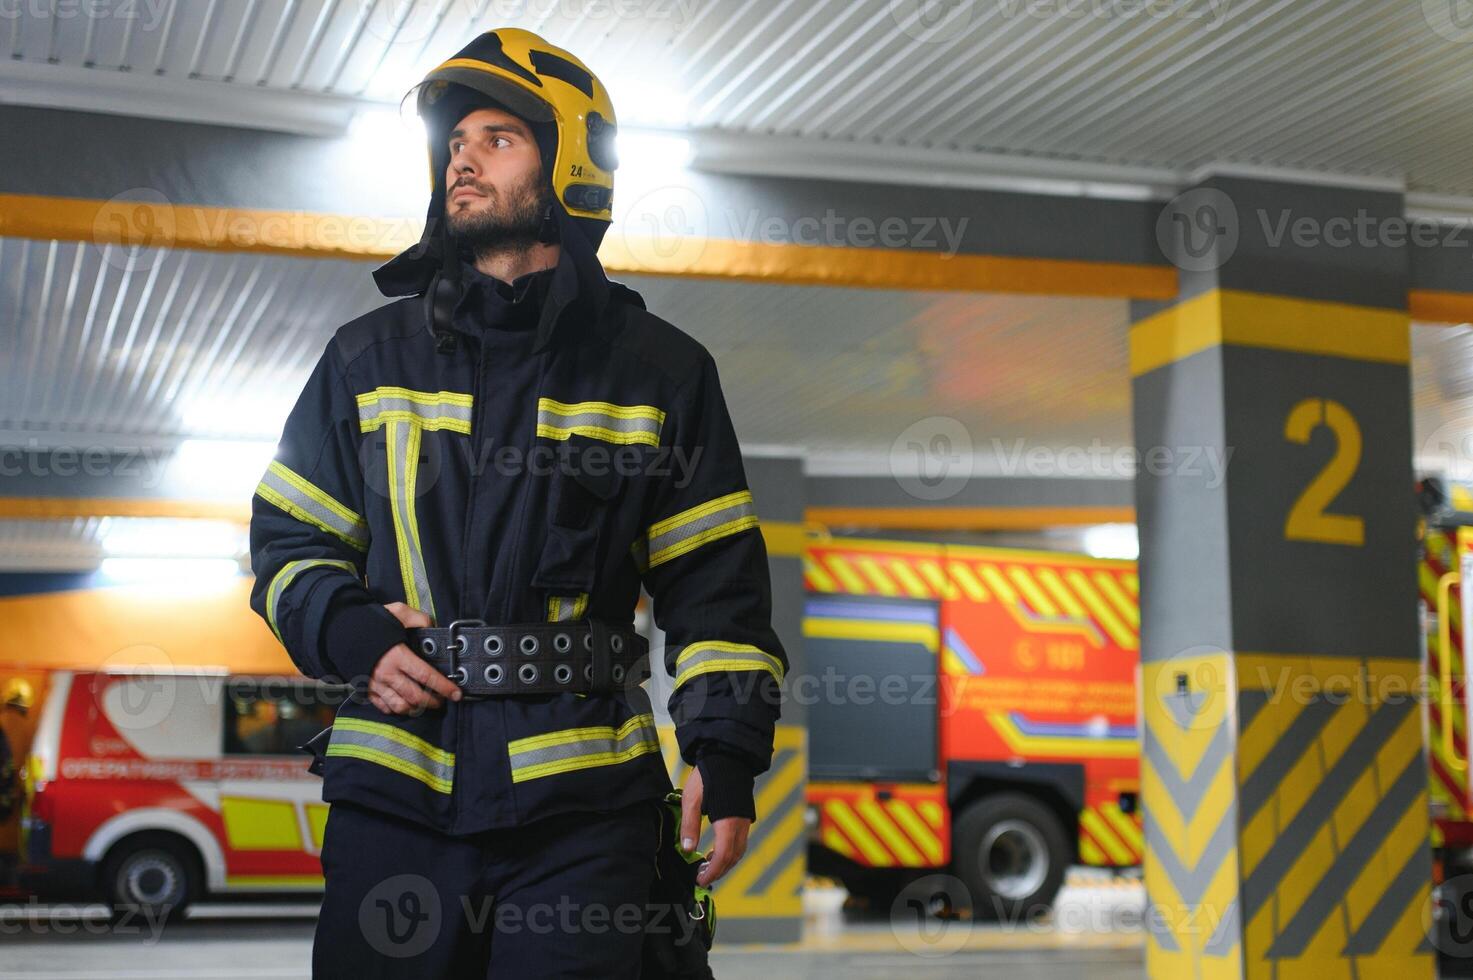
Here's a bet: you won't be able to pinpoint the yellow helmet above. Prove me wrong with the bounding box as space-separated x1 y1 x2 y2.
2 678 34 713
408 27 618 226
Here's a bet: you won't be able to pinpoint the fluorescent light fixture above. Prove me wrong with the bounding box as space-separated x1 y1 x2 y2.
603 77 690 128
99 558 241 586
1082 523 1139 561
616 131 693 179
350 107 426 187
101 518 247 559
167 439 277 500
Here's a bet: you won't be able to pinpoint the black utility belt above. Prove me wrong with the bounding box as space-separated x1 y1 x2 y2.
407 619 650 698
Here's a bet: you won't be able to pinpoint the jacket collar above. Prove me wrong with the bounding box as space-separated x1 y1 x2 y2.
374 204 611 354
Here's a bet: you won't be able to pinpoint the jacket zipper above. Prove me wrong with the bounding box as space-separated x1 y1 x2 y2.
458 337 484 618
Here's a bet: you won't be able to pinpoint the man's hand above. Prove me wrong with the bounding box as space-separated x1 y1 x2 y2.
366 603 462 716
680 764 750 887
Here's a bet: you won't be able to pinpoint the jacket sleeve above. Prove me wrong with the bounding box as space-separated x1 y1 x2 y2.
249 342 405 684
640 353 787 822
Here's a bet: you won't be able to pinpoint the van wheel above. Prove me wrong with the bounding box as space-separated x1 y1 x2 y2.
103 836 199 922
953 793 1068 921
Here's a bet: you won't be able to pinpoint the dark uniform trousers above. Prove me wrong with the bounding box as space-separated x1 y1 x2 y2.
313 798 661 979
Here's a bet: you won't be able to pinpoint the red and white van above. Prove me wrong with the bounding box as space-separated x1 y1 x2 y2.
20 669 341 915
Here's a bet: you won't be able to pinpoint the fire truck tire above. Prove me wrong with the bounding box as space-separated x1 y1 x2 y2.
953 793 1068 920
102 833 201 922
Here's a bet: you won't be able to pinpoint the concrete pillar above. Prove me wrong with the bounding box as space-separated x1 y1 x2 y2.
1132 175 1434 978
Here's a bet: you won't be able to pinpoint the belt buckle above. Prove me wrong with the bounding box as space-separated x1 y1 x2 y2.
444 619 486 688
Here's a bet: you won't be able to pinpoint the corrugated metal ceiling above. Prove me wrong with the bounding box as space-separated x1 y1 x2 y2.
5 0 1473 195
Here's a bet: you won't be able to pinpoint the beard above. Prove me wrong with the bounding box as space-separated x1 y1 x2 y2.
445 167 552 258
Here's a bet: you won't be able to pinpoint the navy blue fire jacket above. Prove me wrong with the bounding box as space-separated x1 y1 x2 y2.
248 238 786 834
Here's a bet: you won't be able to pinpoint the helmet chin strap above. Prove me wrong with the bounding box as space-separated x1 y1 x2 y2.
430 217 463 354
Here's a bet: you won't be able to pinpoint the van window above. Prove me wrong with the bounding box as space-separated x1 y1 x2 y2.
223 680 347 756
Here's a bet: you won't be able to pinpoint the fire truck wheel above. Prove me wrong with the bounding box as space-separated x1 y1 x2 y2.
102 834 201 923
953 793 1068 920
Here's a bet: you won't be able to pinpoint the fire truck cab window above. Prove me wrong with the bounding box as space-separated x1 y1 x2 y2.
223 680 345 756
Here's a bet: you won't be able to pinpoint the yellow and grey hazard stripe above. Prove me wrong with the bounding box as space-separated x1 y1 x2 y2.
325 717 454 794
547 593 589 622
265 558 358 643
535 398 665 446
507 713 660 783
254 461 368 551
385 420 436 621
356 387 472 433
673 640 785 691
635 489 759 571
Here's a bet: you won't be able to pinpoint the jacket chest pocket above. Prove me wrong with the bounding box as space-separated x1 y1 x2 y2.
529 462 626 602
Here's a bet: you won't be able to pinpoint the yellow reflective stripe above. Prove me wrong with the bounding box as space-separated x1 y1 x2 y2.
535 397 664 446
537 398 665 422
673 640 785 689
547 593 589 622
254 461 368 550
325 744 452 794
357 387 473 433
644 490 759 568
385 420 435 620
265 558 357 643
508 713 656 753
332 717 454 766
507 713 660 783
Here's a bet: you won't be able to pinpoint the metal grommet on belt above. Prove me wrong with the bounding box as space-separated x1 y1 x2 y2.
553 632 572 654
583 663 593 682
520 634 539 656
610 634 624 654
419 636 438 657
554 664 572 684
582 632 593 652
518 663 539 685
484 663 504 685
611 664 625 683
450 666 469 686
484 634 504 656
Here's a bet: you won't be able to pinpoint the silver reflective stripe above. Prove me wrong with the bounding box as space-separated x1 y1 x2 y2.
673 641 785 691
326 718 454 794
357 388 472 433
535 398 664 446
386 420 435 621
266 558 357 643
507 714 660 783
255 461 368 550
645 490 758 568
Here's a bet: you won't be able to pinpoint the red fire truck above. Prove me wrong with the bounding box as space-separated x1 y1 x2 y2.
804 483 1473 921
803 535 1140 917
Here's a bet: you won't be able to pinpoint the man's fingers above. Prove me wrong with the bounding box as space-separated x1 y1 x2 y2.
374 686 410 715
402 654 462 702
698 821 751 886
383 602 433 629
384 671 434 713
368 691 389 714
680 782 702 851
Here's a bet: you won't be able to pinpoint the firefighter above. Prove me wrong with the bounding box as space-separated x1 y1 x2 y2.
248 27 786 978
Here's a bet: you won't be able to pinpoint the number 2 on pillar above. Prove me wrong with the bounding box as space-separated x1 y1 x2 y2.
1283 397 1365 547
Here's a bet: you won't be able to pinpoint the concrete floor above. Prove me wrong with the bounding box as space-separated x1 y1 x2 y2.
0 872 1147 979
